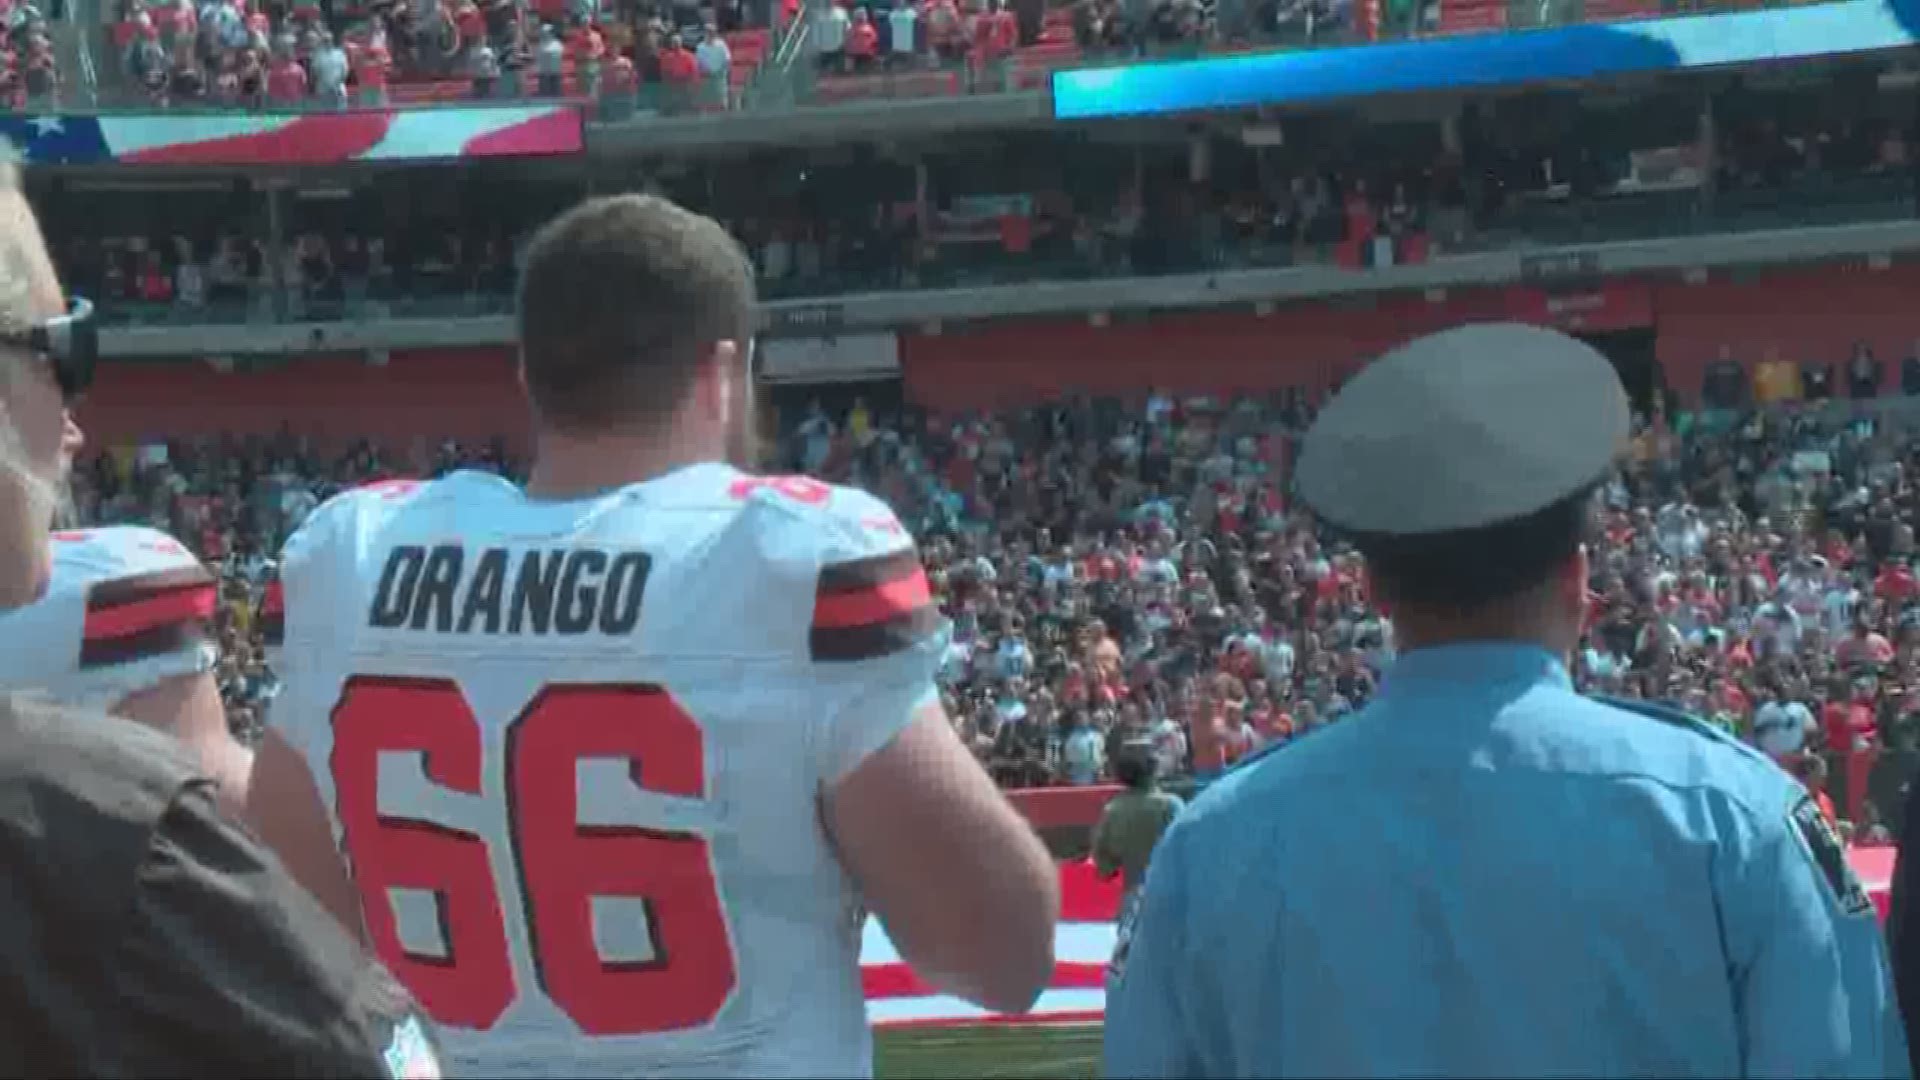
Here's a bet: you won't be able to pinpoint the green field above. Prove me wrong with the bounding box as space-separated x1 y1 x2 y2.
875 1022 1102 1079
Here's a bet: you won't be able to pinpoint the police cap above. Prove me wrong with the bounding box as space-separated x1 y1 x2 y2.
1296 323 1630 536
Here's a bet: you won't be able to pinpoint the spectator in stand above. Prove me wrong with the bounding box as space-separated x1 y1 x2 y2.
1852 341 1886 400
353 30 391 104
533 22 564 94
845 7 878 70
694 20 729 102
657 30 698 106
311 29 349 107
264 34 307 103
813 0 847 69
889 1 916 64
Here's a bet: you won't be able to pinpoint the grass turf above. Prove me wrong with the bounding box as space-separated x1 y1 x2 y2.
874 1022 1102 1079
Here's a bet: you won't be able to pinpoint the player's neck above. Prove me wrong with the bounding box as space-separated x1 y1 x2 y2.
523 428 726 502
0 487 50 610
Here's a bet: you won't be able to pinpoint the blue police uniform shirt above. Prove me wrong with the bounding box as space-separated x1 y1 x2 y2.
1104 641 1909 1079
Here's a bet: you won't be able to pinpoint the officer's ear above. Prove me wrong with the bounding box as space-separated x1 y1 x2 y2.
1557 543 1592 612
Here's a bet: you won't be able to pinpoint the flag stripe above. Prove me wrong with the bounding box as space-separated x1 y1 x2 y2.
864 960 1109 1000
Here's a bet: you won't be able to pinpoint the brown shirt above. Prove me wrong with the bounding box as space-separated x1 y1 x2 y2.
0 693 441 1078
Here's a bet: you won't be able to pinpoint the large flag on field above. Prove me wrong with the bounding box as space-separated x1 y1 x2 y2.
860 848 1900 1028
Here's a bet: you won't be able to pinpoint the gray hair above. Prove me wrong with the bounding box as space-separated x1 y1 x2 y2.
0 149 65 516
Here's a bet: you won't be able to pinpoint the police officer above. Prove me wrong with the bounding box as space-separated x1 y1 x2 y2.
1103 323 1908 1079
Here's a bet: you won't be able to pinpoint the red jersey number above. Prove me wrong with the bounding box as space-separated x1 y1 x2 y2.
727 474 832 506
330 677 738 1036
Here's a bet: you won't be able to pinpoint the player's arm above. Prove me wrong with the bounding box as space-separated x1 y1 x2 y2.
1726 792 1910 1078
826 700 1059 1013
118 671 253 819
84 556 253 817
1104 820 1208 1078
107 776 438 1076
807 496 1057 1015
245 520 368 944
247 726 369 946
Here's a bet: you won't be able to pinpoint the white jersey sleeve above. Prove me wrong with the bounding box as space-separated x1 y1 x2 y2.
261 478 420 762
768 481 949 785
0 526 219 712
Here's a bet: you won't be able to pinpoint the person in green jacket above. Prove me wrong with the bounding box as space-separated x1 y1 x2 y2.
1094 738 1185 993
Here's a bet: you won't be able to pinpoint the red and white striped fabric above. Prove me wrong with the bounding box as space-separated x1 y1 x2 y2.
862 858 1121 1028
97 106 583 166
860 848 1901 1028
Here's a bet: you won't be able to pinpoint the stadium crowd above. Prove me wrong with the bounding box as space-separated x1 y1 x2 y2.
62 360 1920 846
0 0 61 108
108 0 771 107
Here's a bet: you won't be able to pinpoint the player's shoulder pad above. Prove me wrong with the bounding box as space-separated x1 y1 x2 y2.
727 473 915 560
729 474 943 664
53 525 204 580
54 527 219 671
282 478 428 566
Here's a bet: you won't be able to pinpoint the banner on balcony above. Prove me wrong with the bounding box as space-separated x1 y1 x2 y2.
1054 0 1915 119
0 105 584 167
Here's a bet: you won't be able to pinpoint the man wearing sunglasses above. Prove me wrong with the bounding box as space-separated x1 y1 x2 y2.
0 166 252 817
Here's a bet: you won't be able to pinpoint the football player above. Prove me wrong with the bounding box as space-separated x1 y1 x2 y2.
249 194 1060 1077
0 165 252 817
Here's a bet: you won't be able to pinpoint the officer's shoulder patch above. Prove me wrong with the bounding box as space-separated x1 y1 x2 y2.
1788 793 1874 918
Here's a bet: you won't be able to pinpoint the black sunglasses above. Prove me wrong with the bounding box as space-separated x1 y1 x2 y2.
1 296 96 402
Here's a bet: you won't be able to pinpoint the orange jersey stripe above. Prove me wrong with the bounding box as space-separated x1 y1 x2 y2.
83 583 218 642
813 570 933 631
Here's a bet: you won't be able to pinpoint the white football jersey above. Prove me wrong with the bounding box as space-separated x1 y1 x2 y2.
266 465 947 1079
0 526 219 711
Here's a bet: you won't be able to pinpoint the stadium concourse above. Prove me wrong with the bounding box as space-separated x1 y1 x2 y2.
61 324 1920 1030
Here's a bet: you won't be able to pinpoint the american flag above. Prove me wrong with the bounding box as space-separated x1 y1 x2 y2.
0 106 582 167
862 858 1119 1029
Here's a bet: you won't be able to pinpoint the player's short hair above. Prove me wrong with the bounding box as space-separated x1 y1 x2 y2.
1351 484 1599 613
516 194 756 432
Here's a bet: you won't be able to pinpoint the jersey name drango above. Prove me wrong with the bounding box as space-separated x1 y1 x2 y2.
368 544 653 637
